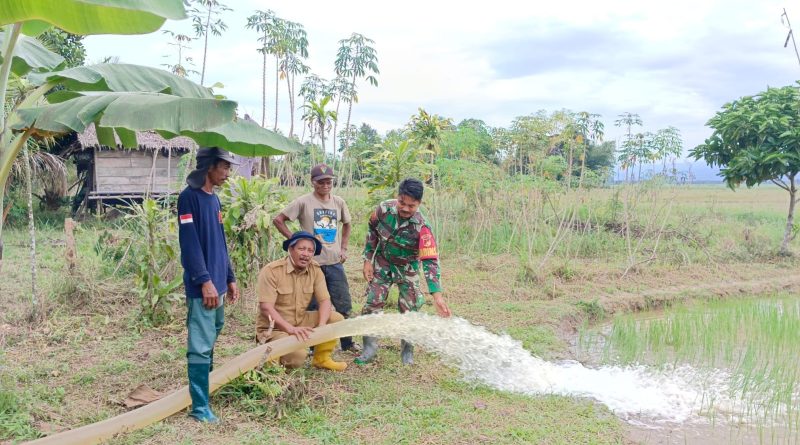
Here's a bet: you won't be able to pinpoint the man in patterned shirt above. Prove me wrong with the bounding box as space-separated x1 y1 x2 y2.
354 178 451 366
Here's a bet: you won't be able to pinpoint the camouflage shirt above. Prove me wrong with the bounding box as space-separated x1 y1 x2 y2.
363 199 442 293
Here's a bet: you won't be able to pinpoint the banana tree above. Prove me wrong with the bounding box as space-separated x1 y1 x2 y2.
0 0 301 270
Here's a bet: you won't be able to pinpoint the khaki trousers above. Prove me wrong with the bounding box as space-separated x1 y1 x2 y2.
257 310 344 368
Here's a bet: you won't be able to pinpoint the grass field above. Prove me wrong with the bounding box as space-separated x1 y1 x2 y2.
1 183 798 444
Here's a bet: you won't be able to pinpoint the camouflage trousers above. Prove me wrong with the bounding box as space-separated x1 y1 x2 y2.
362 256 425 315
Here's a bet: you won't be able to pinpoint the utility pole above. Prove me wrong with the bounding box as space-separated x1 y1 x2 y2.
781 8 800 68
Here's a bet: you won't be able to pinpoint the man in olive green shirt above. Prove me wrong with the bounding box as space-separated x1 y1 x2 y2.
256 231 347 371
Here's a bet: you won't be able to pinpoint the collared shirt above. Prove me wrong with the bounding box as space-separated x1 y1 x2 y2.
362 199 442 293
255 256 330 332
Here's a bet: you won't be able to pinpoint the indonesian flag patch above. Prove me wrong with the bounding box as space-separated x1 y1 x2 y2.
418 226 438 260
179 213 194 224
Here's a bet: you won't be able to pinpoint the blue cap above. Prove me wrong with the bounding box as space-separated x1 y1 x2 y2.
282 231 322 256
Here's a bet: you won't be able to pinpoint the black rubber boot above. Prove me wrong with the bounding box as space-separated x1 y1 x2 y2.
354 336 378 365
401 340 414 365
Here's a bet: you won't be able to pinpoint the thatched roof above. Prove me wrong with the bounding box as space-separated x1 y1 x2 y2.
76 123 197 151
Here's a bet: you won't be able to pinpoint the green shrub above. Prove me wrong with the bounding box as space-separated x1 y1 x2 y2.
218 176 287 286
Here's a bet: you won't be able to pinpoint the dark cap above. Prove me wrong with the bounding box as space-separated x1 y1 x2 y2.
282 231 322 256
186 147 239 188
196 147 239 166
311 164 335 181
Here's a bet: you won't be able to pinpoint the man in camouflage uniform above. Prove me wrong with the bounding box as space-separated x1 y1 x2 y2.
354 178 451 366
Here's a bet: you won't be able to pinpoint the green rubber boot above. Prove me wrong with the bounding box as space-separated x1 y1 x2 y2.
188 363 219 423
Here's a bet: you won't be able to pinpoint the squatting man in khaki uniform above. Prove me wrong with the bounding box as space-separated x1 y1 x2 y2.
255 231 347 371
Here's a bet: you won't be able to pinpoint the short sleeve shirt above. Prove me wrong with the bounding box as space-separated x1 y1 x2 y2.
280 193 351 266
255 257 330 333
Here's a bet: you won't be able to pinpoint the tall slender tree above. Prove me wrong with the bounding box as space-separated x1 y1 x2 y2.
245 10 276 128
653 126 683 175
276 22 308 138
256 18 308 133
334 33 379 155
188 0 231 86
298 74 331 143
614 112 643 182
573 111 604 189
161 30 196 78
328 75 348 156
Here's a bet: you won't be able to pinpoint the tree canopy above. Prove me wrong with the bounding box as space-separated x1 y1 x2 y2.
691 83 800 254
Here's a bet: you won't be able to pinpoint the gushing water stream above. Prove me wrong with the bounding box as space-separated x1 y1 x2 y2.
350 313 738 426
26 312 764 445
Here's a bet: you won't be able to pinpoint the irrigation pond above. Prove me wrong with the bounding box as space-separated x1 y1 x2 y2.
577 294 800 444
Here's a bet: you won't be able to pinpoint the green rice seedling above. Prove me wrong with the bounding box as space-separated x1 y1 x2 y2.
581 295 800 433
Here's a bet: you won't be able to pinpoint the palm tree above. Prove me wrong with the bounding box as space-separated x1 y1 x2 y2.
302 96 337 155
188 0 232 86
407 108 453 189
334 33 379 154
298 74 331 143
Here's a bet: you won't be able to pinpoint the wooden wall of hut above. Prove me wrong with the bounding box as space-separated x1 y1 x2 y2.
92 148 186 198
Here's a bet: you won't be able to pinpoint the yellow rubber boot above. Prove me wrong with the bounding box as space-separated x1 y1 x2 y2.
311 340 348 371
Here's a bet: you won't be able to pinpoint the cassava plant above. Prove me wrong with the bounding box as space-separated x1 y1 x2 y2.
123 198 182 325
218 176 287 287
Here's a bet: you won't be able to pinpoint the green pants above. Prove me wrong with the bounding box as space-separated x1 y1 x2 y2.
362 257 424 315
186 295 225 365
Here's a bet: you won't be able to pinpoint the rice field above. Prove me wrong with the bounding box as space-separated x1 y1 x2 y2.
578 294 800 442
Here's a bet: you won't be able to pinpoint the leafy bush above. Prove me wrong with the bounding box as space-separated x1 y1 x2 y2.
536 155 567 180
436 158 505 192
218 176 287 286
118 199 182 326
576 299 606 322
361 139 434 205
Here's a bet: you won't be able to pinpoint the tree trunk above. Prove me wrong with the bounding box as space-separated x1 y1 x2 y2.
320 119 326 154
286 73 294 138
300 105 307 143
274 56 280 131
263 156 270 178
780 175 797 255
343 73 357 153
332 96 342 160
200 5 211 85
566 141 574 189
23 146 38 320
261 49 267 127
578 144 587 189
65 217 76 273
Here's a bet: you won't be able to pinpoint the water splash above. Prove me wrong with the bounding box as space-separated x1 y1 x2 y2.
343 313 739 425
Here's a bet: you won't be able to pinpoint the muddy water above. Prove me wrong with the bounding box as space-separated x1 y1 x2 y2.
572 308 800 445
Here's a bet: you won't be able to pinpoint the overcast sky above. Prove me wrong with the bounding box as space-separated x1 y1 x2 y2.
83 0 799 164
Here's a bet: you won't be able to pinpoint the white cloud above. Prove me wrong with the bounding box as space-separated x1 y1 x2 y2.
82 0 799 155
